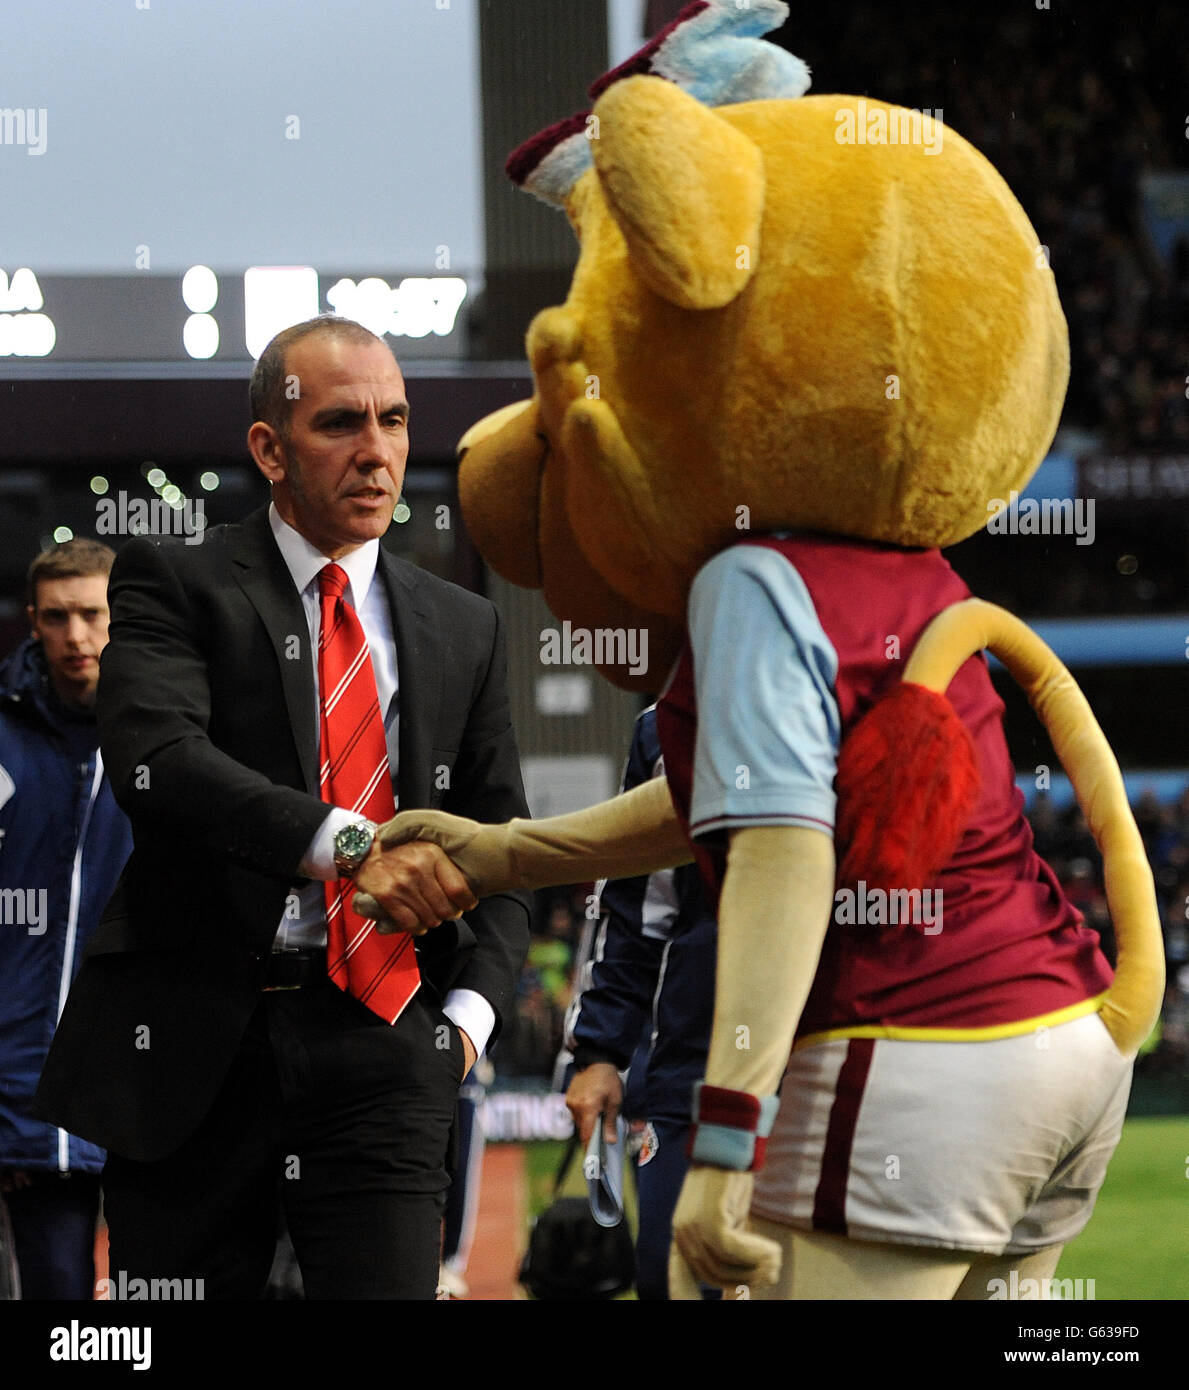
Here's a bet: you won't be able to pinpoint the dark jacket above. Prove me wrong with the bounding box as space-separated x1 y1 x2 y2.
34 508 530 1162
564 706 715 1124
0 637 132 1174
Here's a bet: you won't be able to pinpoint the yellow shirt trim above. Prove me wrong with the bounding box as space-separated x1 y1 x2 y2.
793 994 1108 1050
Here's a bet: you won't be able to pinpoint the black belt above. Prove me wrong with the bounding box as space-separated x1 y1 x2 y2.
262 948 329 992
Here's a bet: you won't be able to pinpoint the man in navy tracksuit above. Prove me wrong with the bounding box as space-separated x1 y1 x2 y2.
563 706 717 1300
0 539 132 1299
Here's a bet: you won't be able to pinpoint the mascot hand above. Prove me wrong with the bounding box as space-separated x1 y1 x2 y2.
376 809 485 865
668 1166 780 1297
355 783 698 927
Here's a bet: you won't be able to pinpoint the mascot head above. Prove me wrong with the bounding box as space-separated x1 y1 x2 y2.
459 0 1069 689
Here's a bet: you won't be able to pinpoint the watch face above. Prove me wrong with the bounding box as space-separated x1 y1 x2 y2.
336 823 373 868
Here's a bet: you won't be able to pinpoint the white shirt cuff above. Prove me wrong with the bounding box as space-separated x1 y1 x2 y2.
443 989 495 1059
298 808 359 881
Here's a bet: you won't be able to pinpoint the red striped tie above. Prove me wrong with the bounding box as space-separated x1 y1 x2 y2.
318 562 419 1022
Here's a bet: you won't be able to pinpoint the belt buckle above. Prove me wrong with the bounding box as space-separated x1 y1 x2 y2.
262 948 311 993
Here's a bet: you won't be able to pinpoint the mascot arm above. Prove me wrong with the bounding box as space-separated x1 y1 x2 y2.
669 822 835 1296
353 776 694 922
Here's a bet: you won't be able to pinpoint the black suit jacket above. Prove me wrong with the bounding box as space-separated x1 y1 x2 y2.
35 506 530 1162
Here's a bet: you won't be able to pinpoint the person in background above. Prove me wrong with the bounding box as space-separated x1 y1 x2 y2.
0 539 132 1298
563 705 718 1300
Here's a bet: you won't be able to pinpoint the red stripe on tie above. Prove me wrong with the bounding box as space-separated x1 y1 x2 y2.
812 1039 875 1235
317 562 419 1022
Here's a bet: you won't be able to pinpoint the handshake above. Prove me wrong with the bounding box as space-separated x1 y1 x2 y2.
349 811 507 936
347 779 692 934
354 792 799 1297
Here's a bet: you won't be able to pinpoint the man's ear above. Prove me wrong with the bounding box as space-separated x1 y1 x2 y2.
26 605 40 640
248 421 287 483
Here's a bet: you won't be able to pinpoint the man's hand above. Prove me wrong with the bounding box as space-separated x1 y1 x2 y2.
351 838 477 936
565 1062 622 1145
668 1166 781 1297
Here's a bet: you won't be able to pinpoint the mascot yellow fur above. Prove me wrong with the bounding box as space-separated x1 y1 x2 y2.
360 0 1164 1299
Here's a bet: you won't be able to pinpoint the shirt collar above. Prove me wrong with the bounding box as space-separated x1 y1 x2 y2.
268 501 380 607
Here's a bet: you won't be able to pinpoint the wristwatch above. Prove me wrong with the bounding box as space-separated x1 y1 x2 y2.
333 819 378 876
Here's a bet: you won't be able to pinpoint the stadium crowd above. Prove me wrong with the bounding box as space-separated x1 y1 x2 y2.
775 1 1189 448
1032 787 1189 1072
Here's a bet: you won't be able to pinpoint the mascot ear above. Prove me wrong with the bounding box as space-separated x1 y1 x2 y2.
591 75 763 310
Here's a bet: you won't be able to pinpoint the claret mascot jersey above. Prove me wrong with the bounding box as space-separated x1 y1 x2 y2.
363 0 1164 1298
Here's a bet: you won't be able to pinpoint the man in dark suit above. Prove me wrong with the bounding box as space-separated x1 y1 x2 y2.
35 317 531 1299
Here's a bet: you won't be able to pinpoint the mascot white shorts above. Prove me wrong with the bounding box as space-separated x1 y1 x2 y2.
751 1011 1131 1254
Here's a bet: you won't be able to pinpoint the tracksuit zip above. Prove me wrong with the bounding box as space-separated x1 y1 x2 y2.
55 751 104 1172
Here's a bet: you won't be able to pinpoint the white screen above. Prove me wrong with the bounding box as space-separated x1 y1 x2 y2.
2 0 483 277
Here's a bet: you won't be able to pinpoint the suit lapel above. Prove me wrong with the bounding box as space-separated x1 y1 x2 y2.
230 508 321 795
378 549 442 811
226 510 442 807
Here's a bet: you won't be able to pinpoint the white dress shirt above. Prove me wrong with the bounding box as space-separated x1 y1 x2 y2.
267 503 494 1055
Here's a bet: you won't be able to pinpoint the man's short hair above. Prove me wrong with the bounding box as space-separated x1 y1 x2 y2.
249 316 390 438
27 538 117 609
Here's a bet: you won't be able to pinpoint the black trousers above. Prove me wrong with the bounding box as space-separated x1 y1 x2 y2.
2 1171 101 1300
103 984 464 1300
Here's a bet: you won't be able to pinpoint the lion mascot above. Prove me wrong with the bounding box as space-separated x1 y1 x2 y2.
361 0 1163 1299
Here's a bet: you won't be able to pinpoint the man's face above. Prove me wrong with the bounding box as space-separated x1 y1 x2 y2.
28 574 111 709
253 335 410 558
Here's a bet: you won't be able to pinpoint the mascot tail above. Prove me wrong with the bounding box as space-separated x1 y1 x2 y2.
836 599 1162 1053
892 599 1163 1054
